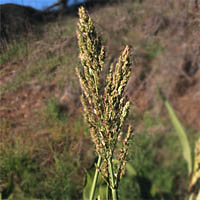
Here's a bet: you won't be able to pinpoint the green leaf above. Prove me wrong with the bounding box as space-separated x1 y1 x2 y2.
160 90 192 175
126 163 137 176
83 163 109 200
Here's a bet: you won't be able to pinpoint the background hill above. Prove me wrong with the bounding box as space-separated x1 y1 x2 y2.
0 0 199 199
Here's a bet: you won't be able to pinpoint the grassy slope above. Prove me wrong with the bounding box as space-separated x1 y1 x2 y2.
0 0 199 199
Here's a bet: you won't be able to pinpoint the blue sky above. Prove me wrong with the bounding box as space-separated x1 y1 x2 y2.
0 0 84 10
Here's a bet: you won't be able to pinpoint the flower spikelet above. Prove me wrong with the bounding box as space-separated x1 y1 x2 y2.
117 125 133 181
104 46 132 152
76 7 106 156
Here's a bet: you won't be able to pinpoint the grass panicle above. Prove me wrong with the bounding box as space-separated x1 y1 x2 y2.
76 7 133 200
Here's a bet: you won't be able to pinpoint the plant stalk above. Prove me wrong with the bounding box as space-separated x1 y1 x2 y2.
108 157 118 200
89 155 102 200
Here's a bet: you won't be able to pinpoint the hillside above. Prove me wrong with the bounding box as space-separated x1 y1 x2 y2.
0 0 200 199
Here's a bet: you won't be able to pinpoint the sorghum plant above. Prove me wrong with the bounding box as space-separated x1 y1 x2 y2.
76 7 133 200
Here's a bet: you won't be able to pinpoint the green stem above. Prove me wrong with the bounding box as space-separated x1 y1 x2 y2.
89 155 102 200
108 157 118 200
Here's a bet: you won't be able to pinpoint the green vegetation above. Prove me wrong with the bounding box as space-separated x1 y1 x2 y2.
0 138 79 199
0 110 198 199
119 130 187 199
142 40 164 62
44 97 68 124
160 91 192 175
160 92 200 200
0 41 26 66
